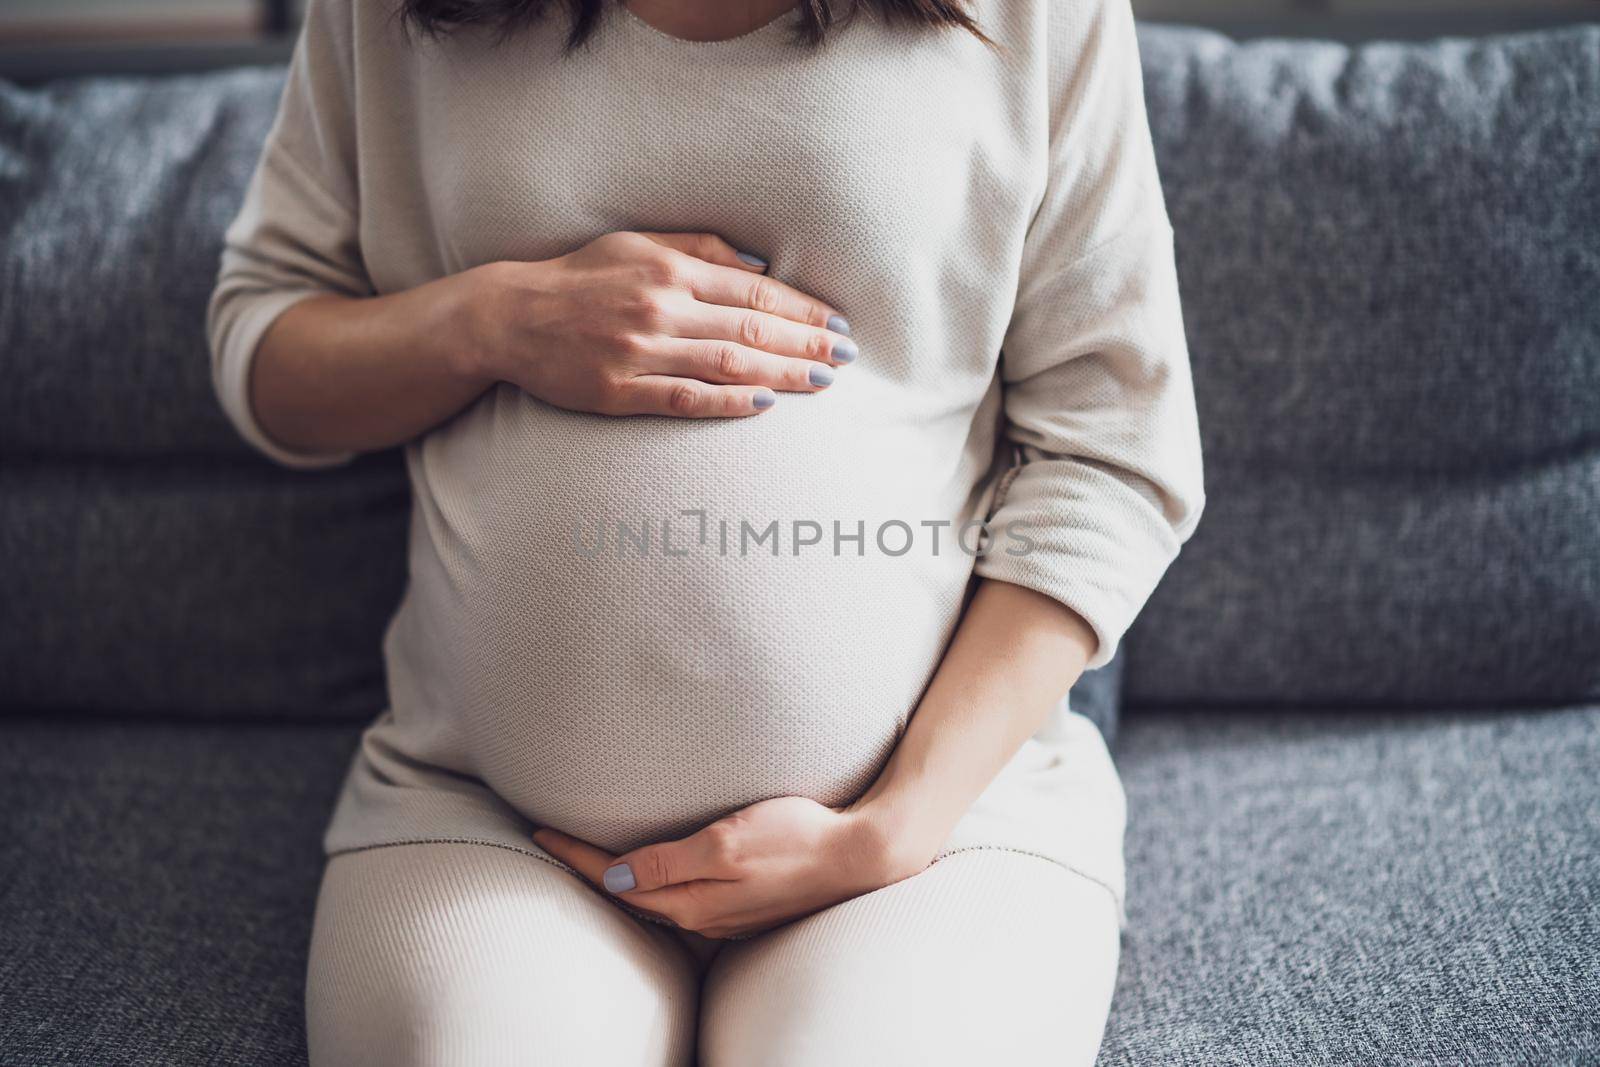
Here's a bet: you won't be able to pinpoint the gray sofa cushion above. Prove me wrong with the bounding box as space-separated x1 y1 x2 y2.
0 458 408 719
0 67 285 459
0 70 412 720
0 719 359 1066
1102 702 1600 1065
1124 26 1600 708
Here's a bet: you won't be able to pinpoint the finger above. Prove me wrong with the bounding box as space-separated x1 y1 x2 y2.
614 376 778 418
648 338 837 392
677 301 859 367
612 828 740 894
530 827 616 886
621 879 744 935
530 829 687 921
683 260 846 334
636 231 769 273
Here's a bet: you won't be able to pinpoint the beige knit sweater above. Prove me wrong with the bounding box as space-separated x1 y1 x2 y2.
208 0 1204 917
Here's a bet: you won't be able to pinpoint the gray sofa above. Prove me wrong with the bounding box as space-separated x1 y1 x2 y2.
2 20 1596 1066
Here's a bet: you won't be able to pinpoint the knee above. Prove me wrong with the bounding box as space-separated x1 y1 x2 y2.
305 845 697 1067
702 957 1113 1067
700 854 1122 1067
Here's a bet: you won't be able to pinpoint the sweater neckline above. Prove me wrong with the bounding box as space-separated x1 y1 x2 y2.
614 3 802 48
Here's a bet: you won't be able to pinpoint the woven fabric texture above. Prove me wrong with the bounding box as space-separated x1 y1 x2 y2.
1101 704 1600 1066
0 68 410 721
1123 24 1600 708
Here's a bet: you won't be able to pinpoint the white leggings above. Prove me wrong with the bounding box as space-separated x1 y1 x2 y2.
306 842 1120 1066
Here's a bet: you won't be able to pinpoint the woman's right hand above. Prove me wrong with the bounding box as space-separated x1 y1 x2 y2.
460 230 859 418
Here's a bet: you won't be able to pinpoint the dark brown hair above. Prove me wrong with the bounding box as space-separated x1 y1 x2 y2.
400 0 992 51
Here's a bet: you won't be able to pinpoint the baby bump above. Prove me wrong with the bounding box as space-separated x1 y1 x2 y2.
405 388 975 854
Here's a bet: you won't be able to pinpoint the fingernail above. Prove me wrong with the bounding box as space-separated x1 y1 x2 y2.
752 389 777 410
603 863 636 893
827 313 852 336
832 338 859 365
736 250 768 268
809 364 836 387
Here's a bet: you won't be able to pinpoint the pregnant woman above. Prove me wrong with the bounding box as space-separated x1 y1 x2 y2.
208 0 1204 1062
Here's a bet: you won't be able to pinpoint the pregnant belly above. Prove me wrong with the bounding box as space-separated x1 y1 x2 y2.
403 387 978 854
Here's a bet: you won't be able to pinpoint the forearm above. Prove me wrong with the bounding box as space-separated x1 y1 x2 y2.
849 578 1099 872
250 268 493 455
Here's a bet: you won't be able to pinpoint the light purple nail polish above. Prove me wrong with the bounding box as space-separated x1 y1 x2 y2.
810 364 836 387
753 390 777 410
604 863 636 893
827 313 852 336
832 338 859 365
736 251 769 268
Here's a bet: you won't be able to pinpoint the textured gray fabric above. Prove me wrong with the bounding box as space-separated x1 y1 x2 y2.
0 68 414 720
0 457 408 719
0 68 286 459
0 719 359 1066
1102 703 1600 1066
1125 25 1600 708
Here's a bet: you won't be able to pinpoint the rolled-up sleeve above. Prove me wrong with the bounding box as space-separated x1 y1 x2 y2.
975 0 1206 671
205 0 368 469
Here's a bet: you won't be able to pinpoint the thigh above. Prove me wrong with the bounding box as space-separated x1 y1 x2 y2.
699 849 1121 1067
306 842 700 1067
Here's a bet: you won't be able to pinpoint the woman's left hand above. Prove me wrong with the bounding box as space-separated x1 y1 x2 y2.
531 796 936 939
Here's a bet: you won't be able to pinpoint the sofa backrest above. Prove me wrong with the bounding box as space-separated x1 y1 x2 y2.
1123 24 1600 708
0 68 409 720
2 25 1597 722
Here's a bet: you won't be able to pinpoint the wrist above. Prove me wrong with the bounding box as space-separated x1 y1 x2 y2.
842 791 951 885
443 259 544 389
425 266 493 389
